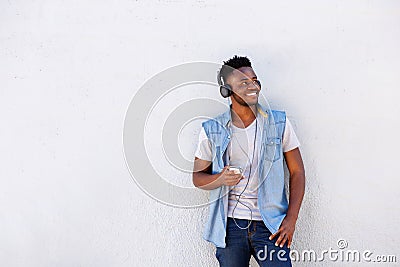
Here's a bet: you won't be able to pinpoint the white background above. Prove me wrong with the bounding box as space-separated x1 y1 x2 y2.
1 0 399 266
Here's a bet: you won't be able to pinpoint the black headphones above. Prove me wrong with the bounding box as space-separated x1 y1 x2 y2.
217 70 232 98
217 70 262 98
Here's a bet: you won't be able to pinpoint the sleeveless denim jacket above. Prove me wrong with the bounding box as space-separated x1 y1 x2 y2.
201 103 288 248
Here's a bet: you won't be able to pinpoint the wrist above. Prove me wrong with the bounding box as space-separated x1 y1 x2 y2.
213 172 224 187
285 212 298 222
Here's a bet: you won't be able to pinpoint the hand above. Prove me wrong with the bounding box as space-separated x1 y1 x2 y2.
218 165 244 186
268 215 297 248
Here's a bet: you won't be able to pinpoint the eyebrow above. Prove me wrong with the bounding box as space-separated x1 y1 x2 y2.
239 76 257 81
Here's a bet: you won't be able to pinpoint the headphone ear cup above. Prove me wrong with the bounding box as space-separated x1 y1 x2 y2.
220 84 232 98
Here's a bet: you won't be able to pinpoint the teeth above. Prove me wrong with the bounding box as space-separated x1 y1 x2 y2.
246 92 257 96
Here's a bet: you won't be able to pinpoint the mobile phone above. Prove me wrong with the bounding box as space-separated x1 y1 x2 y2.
228 166 242 174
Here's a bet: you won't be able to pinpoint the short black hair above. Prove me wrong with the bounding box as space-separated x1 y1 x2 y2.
219 55 252 85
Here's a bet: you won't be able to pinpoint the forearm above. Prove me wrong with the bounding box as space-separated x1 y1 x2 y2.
286 171 305 221
192 172 222 190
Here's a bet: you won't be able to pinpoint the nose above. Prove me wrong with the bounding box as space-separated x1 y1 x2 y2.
250 80 261 90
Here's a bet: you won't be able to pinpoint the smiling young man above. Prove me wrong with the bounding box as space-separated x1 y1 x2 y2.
192 55 305 267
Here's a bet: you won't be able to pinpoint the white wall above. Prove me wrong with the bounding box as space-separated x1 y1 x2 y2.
1 0 399 266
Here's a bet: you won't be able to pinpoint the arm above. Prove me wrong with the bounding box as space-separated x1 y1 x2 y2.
284 147 306 221
269 147 305 248
192 157 222 190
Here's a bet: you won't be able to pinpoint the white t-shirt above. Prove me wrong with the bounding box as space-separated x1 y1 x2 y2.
194 114 300 221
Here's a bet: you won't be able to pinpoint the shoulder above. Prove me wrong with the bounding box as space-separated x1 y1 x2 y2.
269 109 286 123
202 114 221 128
201 110 229 130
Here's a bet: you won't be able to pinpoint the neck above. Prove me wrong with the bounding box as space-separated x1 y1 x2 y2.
231 102 258 127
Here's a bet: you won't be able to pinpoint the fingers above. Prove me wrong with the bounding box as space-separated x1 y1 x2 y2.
269 229 280 241
224 171 241 179
224 174 244 186
270 230 292 248
221 166 245 186
275 232 288 248
221 165 230 173
233 174 244 185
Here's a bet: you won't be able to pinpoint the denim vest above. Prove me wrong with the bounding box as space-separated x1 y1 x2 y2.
201 103 288 248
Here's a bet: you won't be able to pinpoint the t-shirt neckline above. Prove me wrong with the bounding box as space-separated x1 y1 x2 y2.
231 118 257 131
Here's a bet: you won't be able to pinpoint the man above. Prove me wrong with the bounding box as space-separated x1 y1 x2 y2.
192 55 305 267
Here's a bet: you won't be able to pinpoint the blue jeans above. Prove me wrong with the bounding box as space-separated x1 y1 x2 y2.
215 217 292 267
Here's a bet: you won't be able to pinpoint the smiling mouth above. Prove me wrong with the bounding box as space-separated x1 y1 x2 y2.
246 92 257 96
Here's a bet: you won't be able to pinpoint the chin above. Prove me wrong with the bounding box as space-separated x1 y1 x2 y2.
232 94 258 107
246 100 258 106
240 101 258 107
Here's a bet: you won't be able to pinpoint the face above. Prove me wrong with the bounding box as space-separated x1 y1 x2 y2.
226 66 261 107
